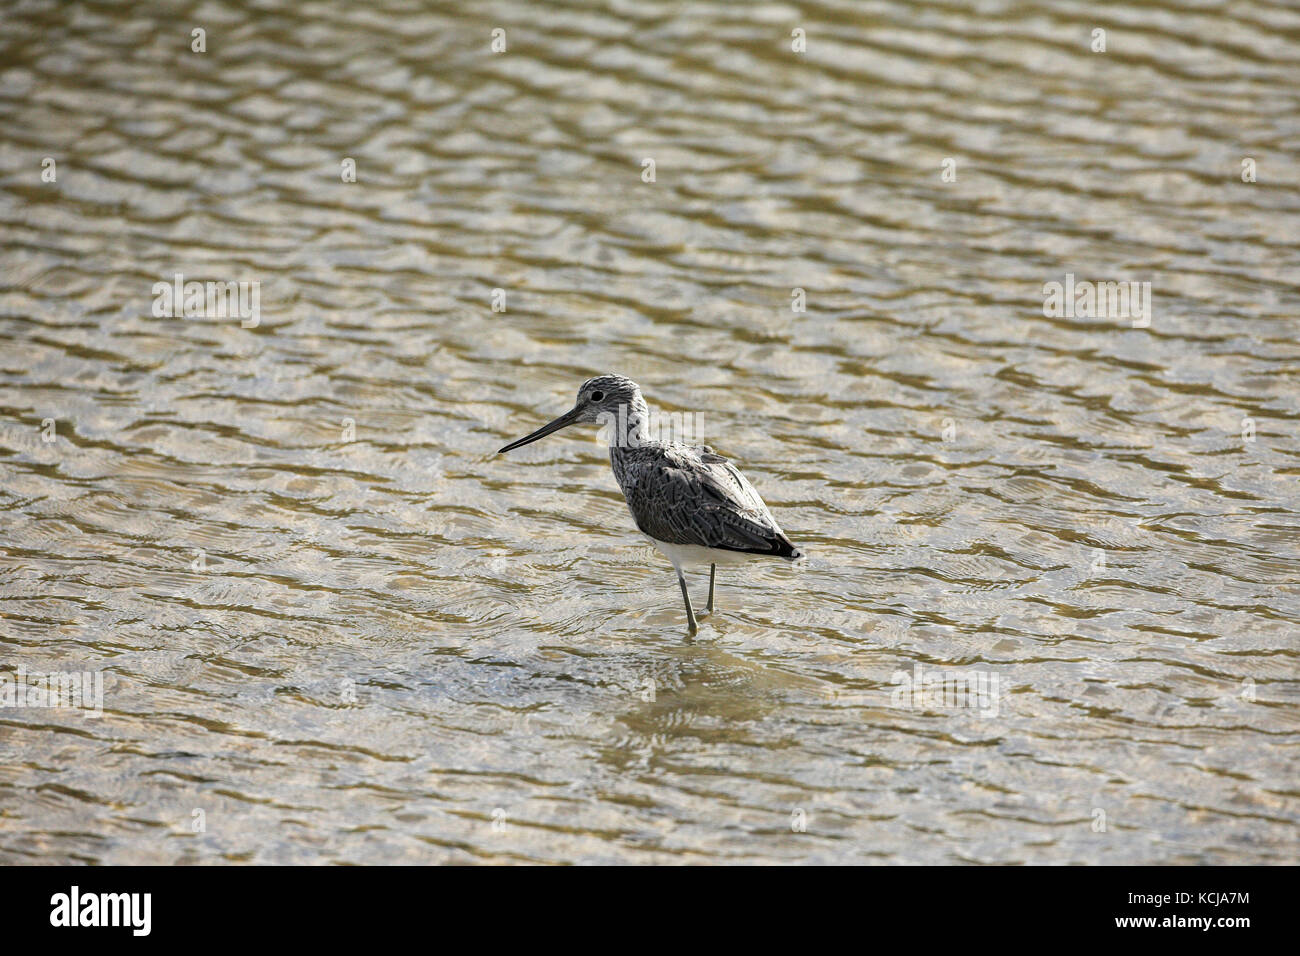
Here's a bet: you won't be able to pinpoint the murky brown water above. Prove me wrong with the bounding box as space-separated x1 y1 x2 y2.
1 0 1298 864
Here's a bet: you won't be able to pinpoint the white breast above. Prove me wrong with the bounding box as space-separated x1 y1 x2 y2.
647 537 755 572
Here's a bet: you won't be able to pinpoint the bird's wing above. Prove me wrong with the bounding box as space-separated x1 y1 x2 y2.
617 445 796 556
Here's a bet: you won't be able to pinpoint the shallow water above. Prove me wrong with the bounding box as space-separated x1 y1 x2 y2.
1 0 1298 864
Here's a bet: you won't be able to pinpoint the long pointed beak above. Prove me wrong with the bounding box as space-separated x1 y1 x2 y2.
498 406 583 454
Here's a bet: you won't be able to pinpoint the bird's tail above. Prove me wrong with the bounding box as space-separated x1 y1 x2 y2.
774 534 804 562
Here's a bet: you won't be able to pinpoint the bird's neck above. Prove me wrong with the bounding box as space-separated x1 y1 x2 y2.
607 393 654 455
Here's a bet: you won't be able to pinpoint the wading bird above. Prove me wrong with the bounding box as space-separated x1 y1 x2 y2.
497 375 801 634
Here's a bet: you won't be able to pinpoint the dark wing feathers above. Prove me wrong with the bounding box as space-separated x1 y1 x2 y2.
615 446 797 557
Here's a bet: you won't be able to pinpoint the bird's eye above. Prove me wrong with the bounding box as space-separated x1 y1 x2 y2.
590 390 604 402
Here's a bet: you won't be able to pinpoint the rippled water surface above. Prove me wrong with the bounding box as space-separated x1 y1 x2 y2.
1 0 1298 864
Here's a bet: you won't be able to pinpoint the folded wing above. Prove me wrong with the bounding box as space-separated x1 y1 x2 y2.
616 445 798 558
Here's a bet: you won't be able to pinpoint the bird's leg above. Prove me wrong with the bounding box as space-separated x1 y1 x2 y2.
706 563 716 615
676 573 699 636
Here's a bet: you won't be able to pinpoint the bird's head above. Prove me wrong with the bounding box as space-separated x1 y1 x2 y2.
498 374 644 453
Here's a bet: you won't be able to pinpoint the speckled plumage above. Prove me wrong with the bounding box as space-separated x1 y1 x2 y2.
498 373 801 633
566 373 797 558
610 442 798 559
